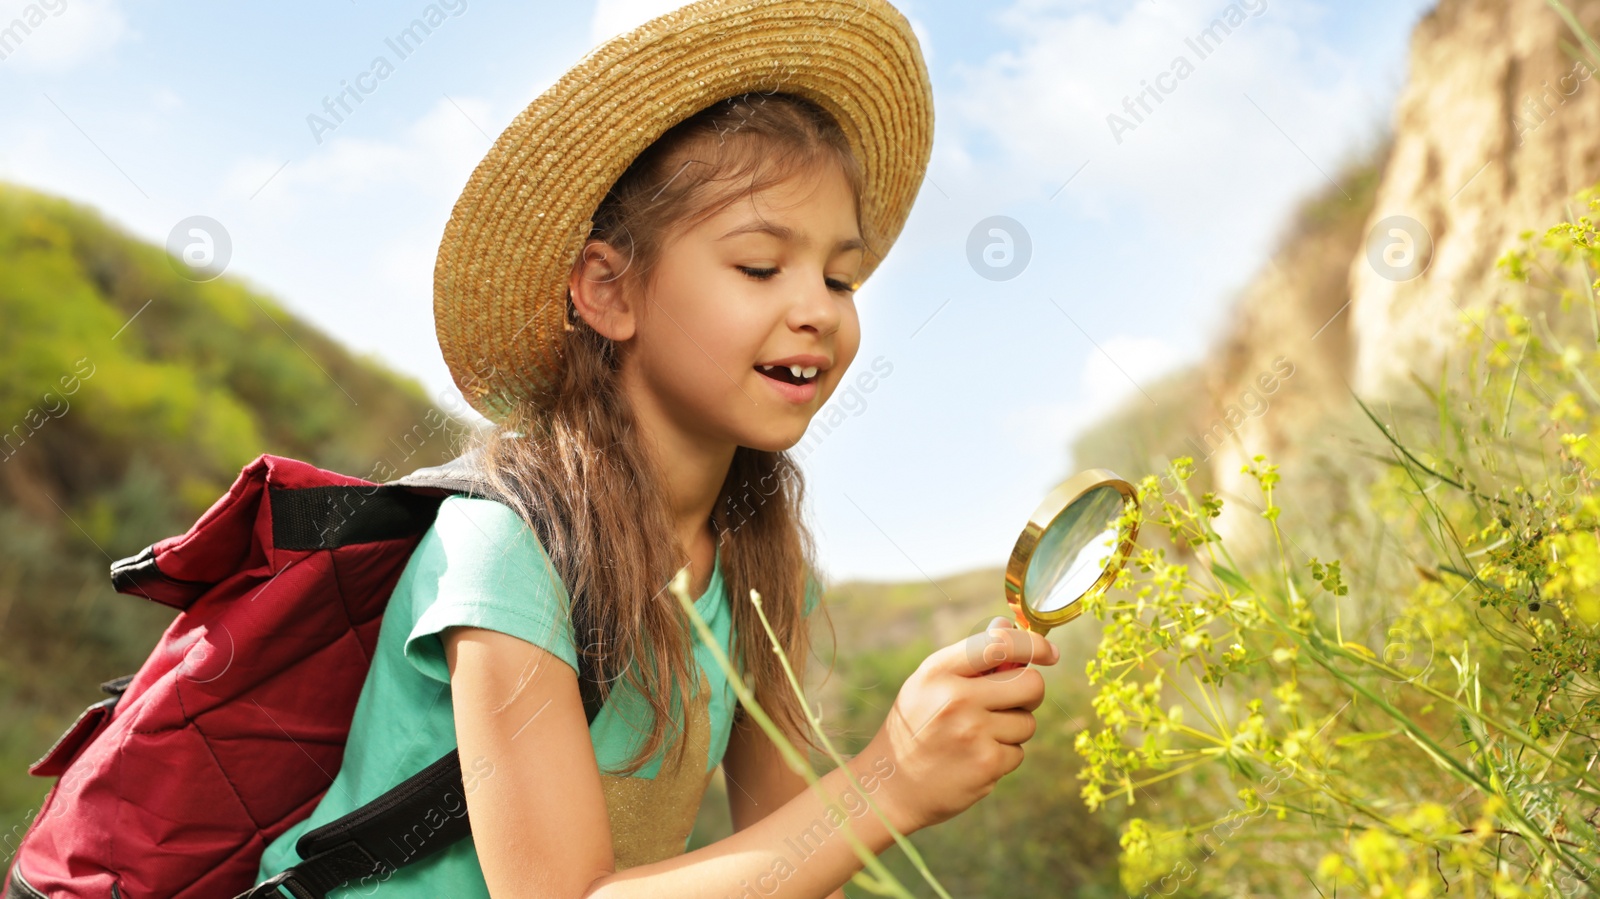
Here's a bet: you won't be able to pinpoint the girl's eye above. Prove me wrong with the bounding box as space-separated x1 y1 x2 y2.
737 266 856 294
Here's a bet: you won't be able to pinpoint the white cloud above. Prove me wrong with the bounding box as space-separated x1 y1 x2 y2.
1081 334 1179 411
948 0 1379 249
587 0 936 69
205 94 505 425
0 0 132 73
221 94 498 207
1004 333 1188 471
588 0 690 45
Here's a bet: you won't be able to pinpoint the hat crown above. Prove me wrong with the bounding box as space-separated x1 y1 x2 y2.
434 0 934 420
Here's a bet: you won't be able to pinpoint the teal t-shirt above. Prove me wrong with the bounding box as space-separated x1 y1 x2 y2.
257 495 818 895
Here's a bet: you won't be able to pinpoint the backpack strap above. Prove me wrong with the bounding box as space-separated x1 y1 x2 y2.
238 453 608 899
241 678 605 899
389 447 501 499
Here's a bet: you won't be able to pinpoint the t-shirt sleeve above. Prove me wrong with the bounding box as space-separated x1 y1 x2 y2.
403 496 579 685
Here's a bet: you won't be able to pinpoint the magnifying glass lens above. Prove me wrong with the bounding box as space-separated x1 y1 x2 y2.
1023 484 1127 616
997 473 1138 673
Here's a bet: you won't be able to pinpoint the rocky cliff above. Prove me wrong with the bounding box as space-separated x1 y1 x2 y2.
1073 0 1600 558
1352 0 1600 399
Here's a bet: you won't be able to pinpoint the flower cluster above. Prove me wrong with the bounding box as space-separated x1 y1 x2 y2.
1075 184 1600 896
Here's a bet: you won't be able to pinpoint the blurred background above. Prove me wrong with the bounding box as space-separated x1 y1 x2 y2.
4 0 1599 895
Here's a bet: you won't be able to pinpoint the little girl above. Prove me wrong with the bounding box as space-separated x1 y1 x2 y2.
257 2 1057 896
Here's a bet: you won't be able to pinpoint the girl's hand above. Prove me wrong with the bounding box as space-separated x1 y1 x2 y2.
861 616 1058 833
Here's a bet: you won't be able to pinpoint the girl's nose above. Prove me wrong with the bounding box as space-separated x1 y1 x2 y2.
789 272 843 336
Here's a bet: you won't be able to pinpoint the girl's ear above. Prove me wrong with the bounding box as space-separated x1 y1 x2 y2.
568 239 638 341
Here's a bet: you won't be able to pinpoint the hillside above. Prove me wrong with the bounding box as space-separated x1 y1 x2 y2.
0 181 469 826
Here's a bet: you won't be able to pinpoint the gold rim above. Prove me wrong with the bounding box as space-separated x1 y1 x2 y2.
433 0 935 419
1004 469 1140 632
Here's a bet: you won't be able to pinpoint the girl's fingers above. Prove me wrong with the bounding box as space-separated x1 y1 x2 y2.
972 667 1047 712
982 627 1057 668
931 623 1056 678
989 708 1038 745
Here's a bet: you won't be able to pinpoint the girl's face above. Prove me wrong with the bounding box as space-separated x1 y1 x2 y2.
612 160 865 453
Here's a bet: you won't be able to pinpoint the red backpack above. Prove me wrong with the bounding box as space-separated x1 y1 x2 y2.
3 453 603 899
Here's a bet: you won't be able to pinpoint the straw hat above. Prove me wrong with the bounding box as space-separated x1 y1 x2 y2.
432 0 935 420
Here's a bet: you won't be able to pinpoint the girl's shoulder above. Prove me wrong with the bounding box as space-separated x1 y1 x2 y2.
397 493 580 685
420 495 560 580
432 492 527 535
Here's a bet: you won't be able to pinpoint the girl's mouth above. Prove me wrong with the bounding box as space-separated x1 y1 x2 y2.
754 363 820 403
754 363 817 386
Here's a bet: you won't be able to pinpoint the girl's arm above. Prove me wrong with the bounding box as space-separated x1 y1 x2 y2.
444 625 909 899
444 626 615 895
721 709 849 899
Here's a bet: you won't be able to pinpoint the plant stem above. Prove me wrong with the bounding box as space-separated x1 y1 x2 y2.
668 566 918 899
745 586 951 899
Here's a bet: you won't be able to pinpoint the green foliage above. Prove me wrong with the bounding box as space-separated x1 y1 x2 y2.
1075 184 1600 897
0 183 457 490
0 181 470 842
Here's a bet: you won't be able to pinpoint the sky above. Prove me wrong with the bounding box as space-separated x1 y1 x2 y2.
0 0 1437 585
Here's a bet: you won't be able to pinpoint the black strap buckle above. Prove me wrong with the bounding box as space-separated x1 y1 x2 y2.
237 840 384 899
235 870 313 899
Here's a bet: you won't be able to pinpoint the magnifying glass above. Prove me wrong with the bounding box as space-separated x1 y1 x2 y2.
993 469 1140 672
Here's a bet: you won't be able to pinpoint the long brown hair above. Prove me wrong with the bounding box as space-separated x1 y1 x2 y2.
467 92 862 777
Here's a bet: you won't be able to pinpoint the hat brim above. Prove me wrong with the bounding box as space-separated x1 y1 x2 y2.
433 0 934 420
